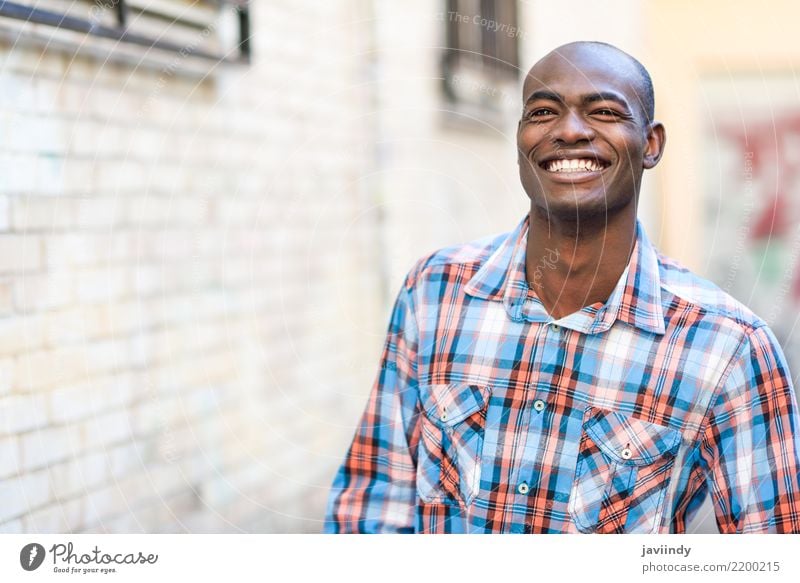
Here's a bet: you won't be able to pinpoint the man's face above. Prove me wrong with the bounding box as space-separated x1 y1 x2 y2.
517 46 665 221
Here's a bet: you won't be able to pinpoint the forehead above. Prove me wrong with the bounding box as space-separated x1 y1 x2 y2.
523 48 644 104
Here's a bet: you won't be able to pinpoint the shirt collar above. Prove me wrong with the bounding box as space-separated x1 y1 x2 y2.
463 213 666 335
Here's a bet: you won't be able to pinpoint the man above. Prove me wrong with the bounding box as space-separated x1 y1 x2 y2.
324 41 800 533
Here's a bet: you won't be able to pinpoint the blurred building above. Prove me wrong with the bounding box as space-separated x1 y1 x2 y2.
1 0 798 534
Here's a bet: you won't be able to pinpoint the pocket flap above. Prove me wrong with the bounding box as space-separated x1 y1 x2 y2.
583 407 681 466
420 383 491 428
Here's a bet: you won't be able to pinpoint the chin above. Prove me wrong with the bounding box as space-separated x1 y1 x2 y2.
532 192 631 223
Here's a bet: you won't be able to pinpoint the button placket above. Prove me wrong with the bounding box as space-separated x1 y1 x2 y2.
515 391 548 503
511 324 550 517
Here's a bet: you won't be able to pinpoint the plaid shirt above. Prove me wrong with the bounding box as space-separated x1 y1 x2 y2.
324 213 800 533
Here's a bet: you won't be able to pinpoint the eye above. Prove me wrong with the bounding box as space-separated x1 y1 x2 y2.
525 108 556 119
592 108 623 119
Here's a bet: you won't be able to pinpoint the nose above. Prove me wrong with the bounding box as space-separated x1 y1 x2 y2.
551 109 595 144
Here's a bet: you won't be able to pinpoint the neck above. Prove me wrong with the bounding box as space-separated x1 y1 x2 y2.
525 205 638 319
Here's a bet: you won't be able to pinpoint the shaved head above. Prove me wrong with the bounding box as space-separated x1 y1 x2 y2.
524 41 655 123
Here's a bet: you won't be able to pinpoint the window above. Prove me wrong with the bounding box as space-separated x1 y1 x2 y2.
441 0 520 125
0 1 251 72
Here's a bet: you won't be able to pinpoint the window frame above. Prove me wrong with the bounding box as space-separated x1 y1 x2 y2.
440 0 521 127
0 0 251 66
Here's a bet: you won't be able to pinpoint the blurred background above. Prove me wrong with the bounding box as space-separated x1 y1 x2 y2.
1 0 799 534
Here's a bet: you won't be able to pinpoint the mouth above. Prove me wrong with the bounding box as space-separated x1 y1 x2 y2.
536 155 612 182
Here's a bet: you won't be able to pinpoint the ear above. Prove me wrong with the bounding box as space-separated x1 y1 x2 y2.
642 121 666 169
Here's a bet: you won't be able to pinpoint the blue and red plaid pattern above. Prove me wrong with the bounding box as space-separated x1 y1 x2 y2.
324 213 800 533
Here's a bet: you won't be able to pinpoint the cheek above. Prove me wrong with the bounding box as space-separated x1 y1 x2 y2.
518 124 546 151
611 129 646 160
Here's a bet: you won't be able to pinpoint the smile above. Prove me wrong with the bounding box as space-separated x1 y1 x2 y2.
541 158 609 173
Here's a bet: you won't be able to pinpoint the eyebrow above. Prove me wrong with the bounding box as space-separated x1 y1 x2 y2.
524 90 633 113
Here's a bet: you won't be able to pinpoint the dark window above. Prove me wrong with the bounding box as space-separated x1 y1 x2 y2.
441 0 520 122
0 1 251 69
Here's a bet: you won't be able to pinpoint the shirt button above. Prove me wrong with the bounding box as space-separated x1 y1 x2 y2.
621 447 633 460
440 409 447 422
550 323 560 331
533 399 546 413
517 481 530 495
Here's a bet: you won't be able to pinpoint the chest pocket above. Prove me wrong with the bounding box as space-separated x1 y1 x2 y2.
568 405 682 534
417 383 492 508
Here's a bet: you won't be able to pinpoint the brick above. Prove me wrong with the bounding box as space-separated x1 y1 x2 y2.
47 385 98 424
0 196 9 232
93 160 147 194
46 460 83 500
0 357 13 396
132 265 165 297
20 426 82 472
48 374 136 424
108 441 143 477
0 71 38 111
4 45 64 78
130 393 177 438
61 158 94 189
13 270 75 311
75 267 131 303
0 315 44 355
22 497 83 533
82 484 129 528
113 472 152 509
83 409 132 447
0 234 43 273
0 519 23 533
68 120 106 157
11 197 74 231
48 453 109 501
128 196 172 226
75 197 125 229
35 155 67 196
0 470 51 522
82 338 128 376
80 452 110 490
43 234 98 268
101 372 138 410
14 346 86 392
5 117 67 154
42 307 89 346
148 461 186 496
0 279 14 317
0 154 38 194
0 434 20 478
0 394 48 434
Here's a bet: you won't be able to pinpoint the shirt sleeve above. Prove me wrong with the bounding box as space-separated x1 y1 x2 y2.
323 270 422 533
700 323 800 533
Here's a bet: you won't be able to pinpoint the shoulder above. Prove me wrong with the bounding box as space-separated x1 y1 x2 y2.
401 229 509 290
656 252 792 397
656 251 767 334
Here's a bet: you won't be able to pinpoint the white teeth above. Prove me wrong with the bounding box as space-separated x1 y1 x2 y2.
545 158 604 172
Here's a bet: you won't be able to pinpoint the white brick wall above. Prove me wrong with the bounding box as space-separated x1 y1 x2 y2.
0 0 384 533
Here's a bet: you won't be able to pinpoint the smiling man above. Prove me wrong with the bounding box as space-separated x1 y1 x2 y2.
324 41 800 534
